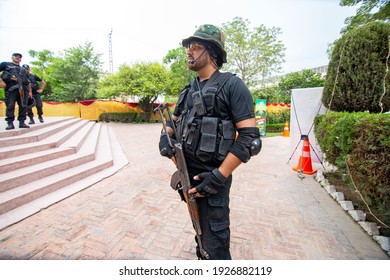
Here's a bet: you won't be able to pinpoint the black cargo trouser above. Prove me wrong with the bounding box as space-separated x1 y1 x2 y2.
5 89 27 123
194 175 232 260
28 93 43 117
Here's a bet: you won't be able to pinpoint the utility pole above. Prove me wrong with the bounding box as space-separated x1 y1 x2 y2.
108 29 113 73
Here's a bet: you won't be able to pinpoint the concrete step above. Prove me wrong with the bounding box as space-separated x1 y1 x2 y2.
0 117 128 230
0 119 90 160
0 123 101 192
0 121 95 174
0 125 114 215
0 117 76 139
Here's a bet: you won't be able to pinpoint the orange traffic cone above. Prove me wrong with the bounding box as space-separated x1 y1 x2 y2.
282 121 290 137
292 139 317 175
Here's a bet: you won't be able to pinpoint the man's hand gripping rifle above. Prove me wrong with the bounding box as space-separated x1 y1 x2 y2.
154 103 210 260
6 68 27 107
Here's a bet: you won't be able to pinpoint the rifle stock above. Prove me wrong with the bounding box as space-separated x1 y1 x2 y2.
155 104 210 260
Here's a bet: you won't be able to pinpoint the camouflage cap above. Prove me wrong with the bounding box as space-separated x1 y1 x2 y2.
182 24 227 63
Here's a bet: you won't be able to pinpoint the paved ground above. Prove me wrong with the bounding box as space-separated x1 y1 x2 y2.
0 122 388 260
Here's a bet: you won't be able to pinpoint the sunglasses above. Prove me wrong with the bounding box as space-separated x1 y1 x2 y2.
186 42 205 51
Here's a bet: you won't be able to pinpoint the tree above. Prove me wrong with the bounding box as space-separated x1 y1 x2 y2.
163 47 196 88
340 0 390 33
28 49 55 76
222 17 286 88
253 69 325 103
98 62 172 120
28 49 55 96
323 21 390 113
162 47 196 102
46 42 102 102
278 69 325 103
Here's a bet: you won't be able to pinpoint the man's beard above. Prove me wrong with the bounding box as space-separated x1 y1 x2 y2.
188 53 209 71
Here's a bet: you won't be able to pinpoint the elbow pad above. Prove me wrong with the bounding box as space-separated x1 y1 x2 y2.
229 127 261 163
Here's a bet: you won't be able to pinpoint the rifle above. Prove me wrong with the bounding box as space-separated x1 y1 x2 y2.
154 103 210 260
5 67 27 107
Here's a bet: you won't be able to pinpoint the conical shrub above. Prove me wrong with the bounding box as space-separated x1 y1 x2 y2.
323 22 390 113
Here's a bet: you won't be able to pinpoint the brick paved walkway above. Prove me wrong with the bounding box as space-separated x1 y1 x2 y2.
0 123 388 260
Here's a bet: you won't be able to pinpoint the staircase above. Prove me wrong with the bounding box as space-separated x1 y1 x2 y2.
0 117 128 230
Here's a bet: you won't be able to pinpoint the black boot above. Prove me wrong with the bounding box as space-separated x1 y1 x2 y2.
19 121 30 128
38 116 44 123
29 117 35 124
6 122 15 130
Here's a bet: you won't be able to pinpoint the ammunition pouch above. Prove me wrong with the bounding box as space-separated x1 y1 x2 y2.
183 116 235 163
177 72 236 164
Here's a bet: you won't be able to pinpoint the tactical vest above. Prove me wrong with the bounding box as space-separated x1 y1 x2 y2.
176 71 236 164
0 63 28 91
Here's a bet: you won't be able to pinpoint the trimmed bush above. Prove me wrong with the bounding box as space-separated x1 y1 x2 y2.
266 108 290 124
322 22 390 113
266 123 284 133
315 112 390 225
98 112 137 123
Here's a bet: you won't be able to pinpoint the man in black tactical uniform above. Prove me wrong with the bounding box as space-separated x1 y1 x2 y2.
159 24 261 259
23 64 46 124
0 53 32 130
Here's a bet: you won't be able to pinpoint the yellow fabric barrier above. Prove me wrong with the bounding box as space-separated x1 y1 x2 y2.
80 100 142 120
44 102 81 117
1 100 288 121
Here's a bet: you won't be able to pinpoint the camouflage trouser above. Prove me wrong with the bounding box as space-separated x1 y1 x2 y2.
195 177 232 260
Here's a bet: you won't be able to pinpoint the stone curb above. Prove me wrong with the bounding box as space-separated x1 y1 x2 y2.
315 170 390 257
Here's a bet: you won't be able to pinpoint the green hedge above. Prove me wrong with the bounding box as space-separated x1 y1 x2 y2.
314 111 390 224
98 112 138 123
266 108 290 124
266 123 284 133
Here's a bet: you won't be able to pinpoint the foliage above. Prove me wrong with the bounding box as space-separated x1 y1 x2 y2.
98 112 137 123
163 47 196 95
266 123 285 133
97 62 172 119
96 67 133 101
314 112 359 168
340 0 390 33
278 69 325 103
253 85 283 103
266 108 290 124
44 42 103 102
222 17 286 88
28 49 55 76
28 49 55 97
323 22 390 113
315 111 390 225
253 69 325 103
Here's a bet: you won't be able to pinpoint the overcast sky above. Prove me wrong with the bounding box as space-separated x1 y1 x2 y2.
0 0 358 75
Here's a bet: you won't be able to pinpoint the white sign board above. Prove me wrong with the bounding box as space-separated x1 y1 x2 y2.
289 87 326 164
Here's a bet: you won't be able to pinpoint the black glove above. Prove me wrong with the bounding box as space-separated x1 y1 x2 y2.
195 168 228 196
159 132 176 159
